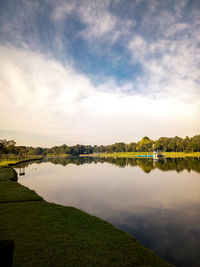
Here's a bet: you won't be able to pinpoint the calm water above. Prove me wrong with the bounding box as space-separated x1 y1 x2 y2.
16 157 200 267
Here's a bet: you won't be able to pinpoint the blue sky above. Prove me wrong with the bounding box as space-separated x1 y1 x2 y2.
0 0 200 146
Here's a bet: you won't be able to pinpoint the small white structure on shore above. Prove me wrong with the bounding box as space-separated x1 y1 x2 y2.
153 152 158 159
153 151 163 159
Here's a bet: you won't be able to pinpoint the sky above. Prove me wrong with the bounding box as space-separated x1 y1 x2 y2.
0 0 200 147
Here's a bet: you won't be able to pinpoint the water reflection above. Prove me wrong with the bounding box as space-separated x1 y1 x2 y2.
110 204 200 267
16 157 200 267
15 156 200 174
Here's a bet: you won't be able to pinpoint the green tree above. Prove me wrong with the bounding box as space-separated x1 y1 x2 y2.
137 137 154 152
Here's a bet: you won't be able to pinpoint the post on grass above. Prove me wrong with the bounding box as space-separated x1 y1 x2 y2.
0 240 14 267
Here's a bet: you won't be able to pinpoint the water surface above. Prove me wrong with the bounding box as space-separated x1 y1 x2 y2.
16 157 200 267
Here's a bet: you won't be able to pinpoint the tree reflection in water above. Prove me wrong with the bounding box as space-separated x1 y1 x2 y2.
37 157 200 174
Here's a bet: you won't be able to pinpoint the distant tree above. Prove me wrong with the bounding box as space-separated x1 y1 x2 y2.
115 142 126 152
155 137 171 152
0 139 17 155
187 135 200 152
65 146 71 154
18 146 27 158
0 140 5 155
1 134 200 158
60 144 66 154
33 147 43 155
127 142 137 152
137 137 154 151
93 145 98 153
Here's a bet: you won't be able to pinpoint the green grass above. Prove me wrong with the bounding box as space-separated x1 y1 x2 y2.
84 152 152 158
162 152 200 158
0 166 173 267
86 152 200 158
0 156 43 166
0 167 42 203
0 159 25 166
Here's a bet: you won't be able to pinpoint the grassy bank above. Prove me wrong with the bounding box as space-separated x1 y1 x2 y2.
0 165 173 266
0 156 43 167
163 152 200 158
0 167 42 203
85 152 200 158
81 152 152 158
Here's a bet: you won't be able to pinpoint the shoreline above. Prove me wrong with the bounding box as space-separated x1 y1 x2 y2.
81 151 200 158
0 156 43 167
0 160 173 266
8 157 43 166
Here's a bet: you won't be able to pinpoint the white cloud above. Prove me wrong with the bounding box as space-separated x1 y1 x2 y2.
78 1 116 37
49 0 135 45
127 3 200 105
1 0 40 48
0 45 199 146
51 1 76 22
0 1 200 146
164 23 189 37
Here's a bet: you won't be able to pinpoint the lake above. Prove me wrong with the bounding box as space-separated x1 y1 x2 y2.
16 157 200 267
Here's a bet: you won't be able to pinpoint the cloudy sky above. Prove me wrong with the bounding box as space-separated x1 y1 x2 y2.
0 0 200 147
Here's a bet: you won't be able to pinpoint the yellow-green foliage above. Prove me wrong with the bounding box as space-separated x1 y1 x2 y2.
162 152 200 158
88 152 200 158
97 152 152 158
0 156 42 166
0 160 20 166
137 136 154 151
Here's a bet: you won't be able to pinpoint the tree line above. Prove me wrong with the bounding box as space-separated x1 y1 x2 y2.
0 135 200 157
